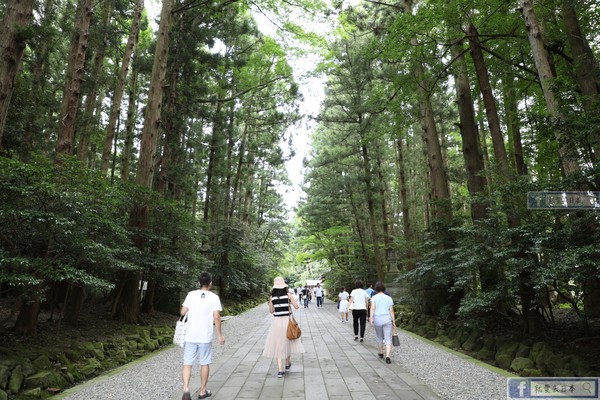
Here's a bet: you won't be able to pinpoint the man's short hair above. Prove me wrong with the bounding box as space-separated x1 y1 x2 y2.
199 272 212 287
354 279 363 288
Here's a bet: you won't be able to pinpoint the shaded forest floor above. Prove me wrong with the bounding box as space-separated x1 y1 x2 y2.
0 298 176 350
457 307 600 372
521 308 600 369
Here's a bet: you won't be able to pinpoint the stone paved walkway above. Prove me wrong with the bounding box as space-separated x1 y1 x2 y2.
176 300 441 400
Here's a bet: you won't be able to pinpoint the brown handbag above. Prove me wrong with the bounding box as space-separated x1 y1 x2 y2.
287 301 301 340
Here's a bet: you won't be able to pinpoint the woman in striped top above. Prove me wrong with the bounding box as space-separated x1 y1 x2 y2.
262 276 305 377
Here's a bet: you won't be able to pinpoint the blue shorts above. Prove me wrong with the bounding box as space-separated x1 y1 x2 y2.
183 342 213 366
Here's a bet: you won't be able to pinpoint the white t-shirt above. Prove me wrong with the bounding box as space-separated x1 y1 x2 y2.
349 288 370 310
315 286 324 297
338 291 349 301
182 289 222 343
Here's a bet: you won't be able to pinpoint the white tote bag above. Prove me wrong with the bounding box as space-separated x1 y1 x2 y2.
173 313 188 347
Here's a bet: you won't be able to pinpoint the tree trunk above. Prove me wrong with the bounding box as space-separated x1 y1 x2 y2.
141 279 156 314
230 124 248 219
224 101 236 220
520 0 579 176
116 0 173 324
204 96 224 221
359 128 385 282
54 0 93 162
417 67 452 221
561 0 600 108
414 55 456 314
13 239 49 335
348 184 371 274
375 141 391 250
101 0 144 173
561 0 600 162
135 0 173 187
63 283 85 326
502 74 527 175
115 203 148 323
0 0 35 145
476 96 492 187
396 138 412 242
14 294 41 336
121 70 138 181
158 14 183 196
242 167 254 224
519 270 545 336
19 0 54 162
521 0 600 317
451 41 488 222
451 40 504 293
114 270 142 323
77 0 112 164
467 24 508 170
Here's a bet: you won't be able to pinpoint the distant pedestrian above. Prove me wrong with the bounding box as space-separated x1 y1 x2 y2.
366 283 375 298
348 279 370 342
338 287 349 322
302 285 309 308
263 277 305 377
365 283 375 318
315 283 324 307
181 272 225 400
369 281 396 364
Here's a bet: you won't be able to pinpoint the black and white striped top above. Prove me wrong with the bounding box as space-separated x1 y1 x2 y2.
272 295 290 317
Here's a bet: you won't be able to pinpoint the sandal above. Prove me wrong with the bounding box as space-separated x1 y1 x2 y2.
198 390 212 399
378 353 383 358
285 363 291 370
385 357 391 364
182 392 191 400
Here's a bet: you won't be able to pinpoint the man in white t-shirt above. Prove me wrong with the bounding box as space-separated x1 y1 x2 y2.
315 283 324 307
181 272 225 400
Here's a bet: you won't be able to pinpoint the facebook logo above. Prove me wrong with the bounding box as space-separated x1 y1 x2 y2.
508 379 530 398
507 378 600 399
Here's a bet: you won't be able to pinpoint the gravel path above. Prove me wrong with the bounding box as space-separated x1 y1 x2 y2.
392 329 508 399
57 303 509 400
324 302 509 400
57 307 265 400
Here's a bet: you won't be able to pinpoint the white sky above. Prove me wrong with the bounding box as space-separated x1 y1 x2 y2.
248 12 323 215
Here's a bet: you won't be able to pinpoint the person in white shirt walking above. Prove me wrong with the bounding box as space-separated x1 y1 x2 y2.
338 287 350 322
180 272 225 400
348 280 370 342
315 283 324 307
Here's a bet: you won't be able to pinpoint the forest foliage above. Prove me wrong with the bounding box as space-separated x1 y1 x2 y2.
297 0 600 337
0 0 317 335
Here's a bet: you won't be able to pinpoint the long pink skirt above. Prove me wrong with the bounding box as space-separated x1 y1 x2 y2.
262 316 305 359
